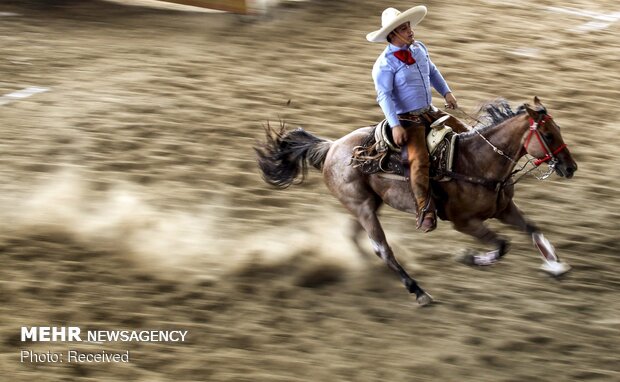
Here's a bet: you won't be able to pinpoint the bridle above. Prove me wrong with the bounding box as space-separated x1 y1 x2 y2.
451 106 571 188
523 114 569 166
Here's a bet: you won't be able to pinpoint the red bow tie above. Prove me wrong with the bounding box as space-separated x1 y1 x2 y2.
394 50 415 65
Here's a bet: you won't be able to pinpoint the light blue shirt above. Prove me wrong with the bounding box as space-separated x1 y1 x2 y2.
372 41 451 128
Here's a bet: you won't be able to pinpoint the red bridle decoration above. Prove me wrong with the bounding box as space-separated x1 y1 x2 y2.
523 114 568 166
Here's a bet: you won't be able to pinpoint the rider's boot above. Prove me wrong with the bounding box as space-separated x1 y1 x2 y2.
416 191 437 232
404 123 437 233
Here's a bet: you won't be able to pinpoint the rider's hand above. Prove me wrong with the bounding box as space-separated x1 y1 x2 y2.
392 125 408 147
444 92 458 109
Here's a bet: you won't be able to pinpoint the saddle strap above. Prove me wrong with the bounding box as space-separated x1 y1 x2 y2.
441 171 504 191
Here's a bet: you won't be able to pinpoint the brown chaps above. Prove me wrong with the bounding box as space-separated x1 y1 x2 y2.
399 108 469 229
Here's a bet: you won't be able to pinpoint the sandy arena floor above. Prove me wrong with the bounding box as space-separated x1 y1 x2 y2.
0 0 619 381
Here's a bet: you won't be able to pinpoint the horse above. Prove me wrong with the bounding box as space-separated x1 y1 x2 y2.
255 97 577 306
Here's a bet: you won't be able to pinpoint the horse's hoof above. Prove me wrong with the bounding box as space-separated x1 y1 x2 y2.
455 250 476 266
456 249 499 266
540 261 571 277
416 292 434 306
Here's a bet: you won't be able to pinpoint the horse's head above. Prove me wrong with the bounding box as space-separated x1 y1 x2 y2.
523 97 578 179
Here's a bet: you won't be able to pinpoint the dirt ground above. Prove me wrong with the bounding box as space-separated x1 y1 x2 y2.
1 0 619 381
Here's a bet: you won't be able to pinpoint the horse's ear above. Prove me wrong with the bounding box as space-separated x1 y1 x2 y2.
524 103 538 119
533 96 547 114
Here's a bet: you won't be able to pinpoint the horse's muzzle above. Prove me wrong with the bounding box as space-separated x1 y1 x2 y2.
555 148 578 179
556 161 577 179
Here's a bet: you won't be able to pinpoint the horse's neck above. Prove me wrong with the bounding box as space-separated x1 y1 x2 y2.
457 114 529 179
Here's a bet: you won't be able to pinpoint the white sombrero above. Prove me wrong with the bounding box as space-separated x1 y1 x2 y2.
366 6 427 43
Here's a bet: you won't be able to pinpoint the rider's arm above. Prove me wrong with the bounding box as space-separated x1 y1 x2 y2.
429 60 451 98
418 42 452 98
372 63 400 128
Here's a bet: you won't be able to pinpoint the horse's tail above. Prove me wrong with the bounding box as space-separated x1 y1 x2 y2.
254 122 332 189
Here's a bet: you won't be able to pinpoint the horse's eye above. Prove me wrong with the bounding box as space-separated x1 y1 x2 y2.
543 133 554 141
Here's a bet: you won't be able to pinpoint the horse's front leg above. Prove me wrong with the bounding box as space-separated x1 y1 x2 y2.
496 201 571 276
452 219 509 266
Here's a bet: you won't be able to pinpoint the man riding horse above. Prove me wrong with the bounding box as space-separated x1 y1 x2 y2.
367 5 469 233
256 4 578 305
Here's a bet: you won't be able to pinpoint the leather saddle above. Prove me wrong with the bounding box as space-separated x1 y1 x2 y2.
351 116 457 181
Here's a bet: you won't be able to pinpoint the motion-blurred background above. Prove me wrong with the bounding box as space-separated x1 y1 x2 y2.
1 0 618 381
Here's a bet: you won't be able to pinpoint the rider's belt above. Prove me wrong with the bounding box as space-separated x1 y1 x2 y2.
398 105 438 118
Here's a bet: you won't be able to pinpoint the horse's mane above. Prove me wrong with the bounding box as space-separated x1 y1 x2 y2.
458 99 527 140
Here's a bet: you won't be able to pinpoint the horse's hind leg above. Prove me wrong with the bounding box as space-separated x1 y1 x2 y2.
496 201 571 276
350 218 373 259
346 194 432 305
452 219 509 266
